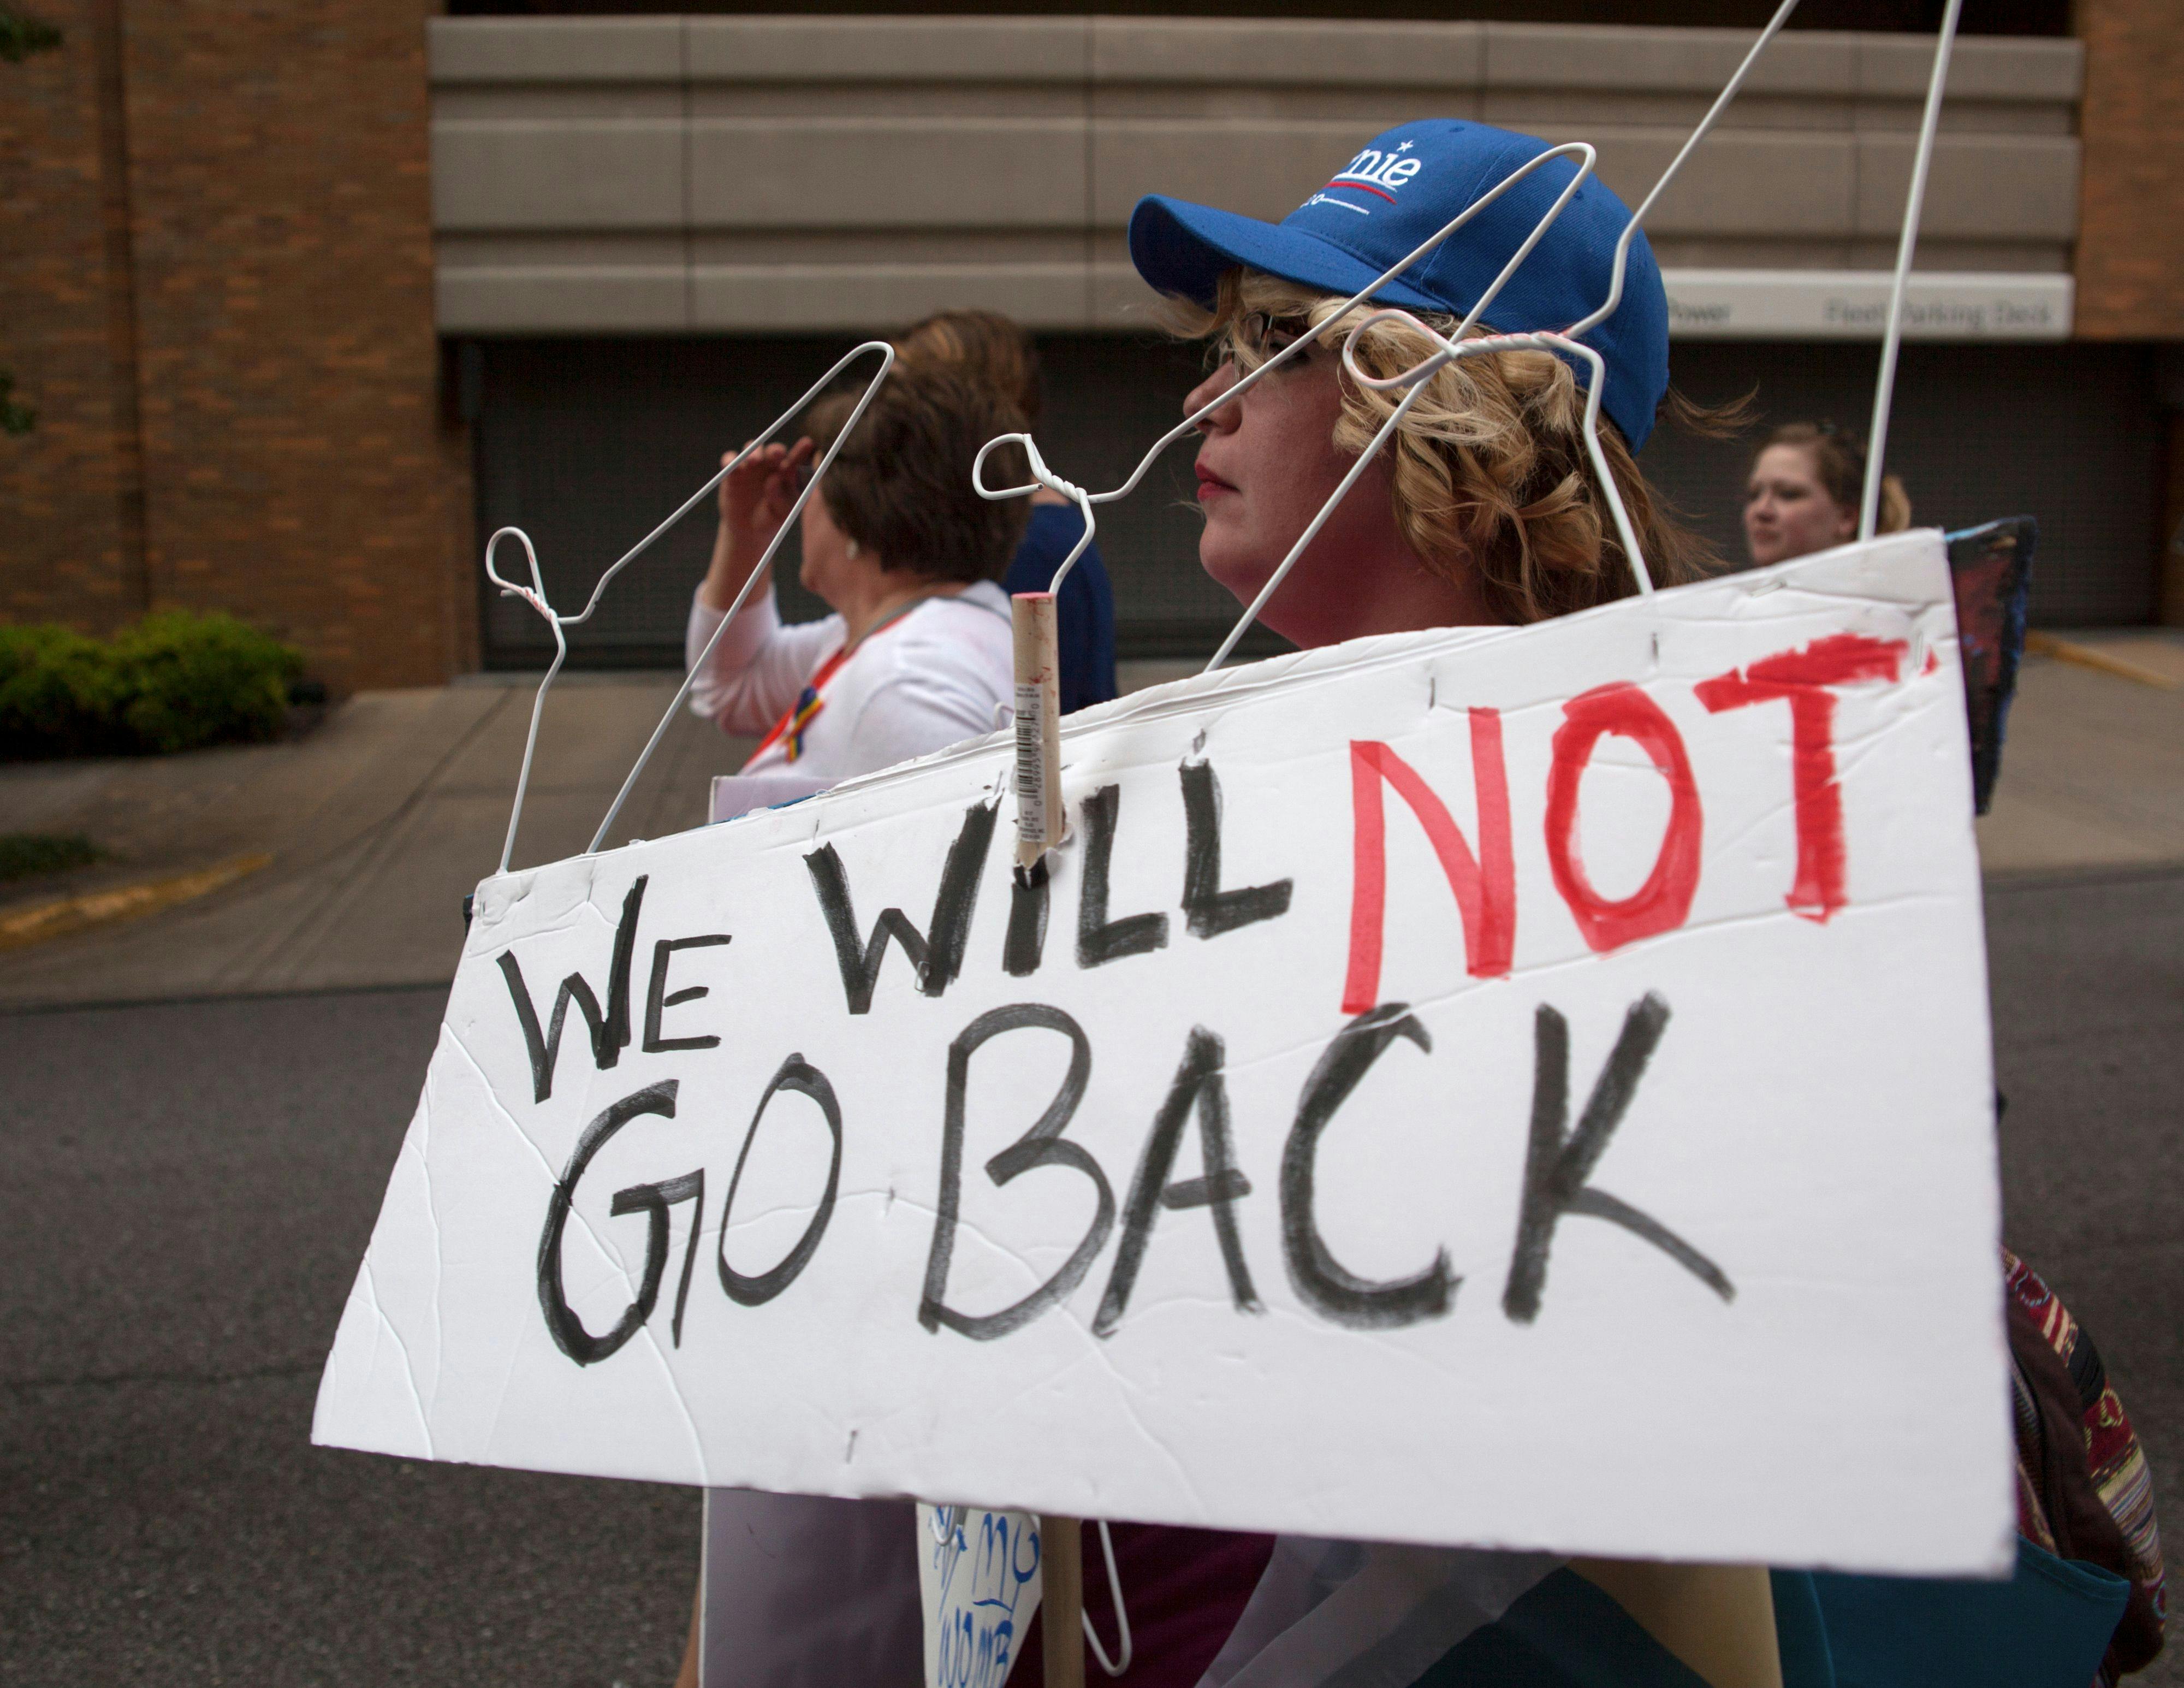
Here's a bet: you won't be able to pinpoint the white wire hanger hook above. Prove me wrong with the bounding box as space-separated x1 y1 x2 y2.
973 432 1100 599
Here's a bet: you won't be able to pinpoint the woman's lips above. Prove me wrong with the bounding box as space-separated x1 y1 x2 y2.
1196 466 1236 502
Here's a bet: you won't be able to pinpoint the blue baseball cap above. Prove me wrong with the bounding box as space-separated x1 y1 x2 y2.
1128 120 1670 450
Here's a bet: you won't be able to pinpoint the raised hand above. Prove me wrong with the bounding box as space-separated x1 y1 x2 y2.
701 435 817 613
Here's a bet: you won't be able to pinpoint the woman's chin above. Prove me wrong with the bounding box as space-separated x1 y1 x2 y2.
1199 544 1346 648
1198 541 1271 611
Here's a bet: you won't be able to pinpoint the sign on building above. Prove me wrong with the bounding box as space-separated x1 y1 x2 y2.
1663 269 2072 340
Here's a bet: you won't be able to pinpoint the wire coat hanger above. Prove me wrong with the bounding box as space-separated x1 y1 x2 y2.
483 341 895 873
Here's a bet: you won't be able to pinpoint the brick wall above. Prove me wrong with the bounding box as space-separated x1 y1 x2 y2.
2074 0 2184 339
0 0 474 690
0 0 135 630
123 0 473 690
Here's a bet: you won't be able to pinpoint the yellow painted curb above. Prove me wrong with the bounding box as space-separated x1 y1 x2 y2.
2024 631 2182 692
0 853 273 953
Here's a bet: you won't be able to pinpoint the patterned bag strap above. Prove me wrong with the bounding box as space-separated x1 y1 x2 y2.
2003 1247 2167 1683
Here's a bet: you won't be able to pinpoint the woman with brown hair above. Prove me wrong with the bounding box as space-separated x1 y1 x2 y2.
893 308 1119 710
1743 420 1912 567
685 362 1030 783
673 363 1036 1688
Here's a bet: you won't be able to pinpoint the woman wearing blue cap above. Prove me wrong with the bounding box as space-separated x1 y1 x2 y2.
671 116 2150 1688
994 119 1754 1688
1129 118 1719 654
998 120 2149 1688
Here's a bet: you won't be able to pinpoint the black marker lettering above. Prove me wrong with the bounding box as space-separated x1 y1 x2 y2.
920 1004 1114 1340
1002 858 1049 978
643 934 731 1053
1281 1003 1453 1329
804 803 996 1012
1502 993 1731 1323
922 802 999 994
1180 761 1292 939
612 1171 705 1347
717 1055 843 1307
497 953 604 1105
1094 1026 1259 1337
498 875 648 1102
537 1077 680 1365
1077 785 1168 967
804 856 927 1013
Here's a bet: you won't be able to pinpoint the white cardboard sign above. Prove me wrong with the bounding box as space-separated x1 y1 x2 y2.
314 532 2013 1576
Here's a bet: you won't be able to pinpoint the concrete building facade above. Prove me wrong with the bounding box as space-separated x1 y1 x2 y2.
2 2 2179 687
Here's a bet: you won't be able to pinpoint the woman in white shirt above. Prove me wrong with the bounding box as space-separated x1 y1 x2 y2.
685 364 1029 786
673 364 1029 1688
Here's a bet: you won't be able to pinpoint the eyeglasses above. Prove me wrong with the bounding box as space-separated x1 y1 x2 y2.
1228 310 1317 366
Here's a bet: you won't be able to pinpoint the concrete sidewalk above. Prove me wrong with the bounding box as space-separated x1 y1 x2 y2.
1973 635 2184 877
2 640 2180 1010
0 676 756 1008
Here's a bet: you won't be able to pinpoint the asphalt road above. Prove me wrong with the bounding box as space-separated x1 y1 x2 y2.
2 867 2179 1686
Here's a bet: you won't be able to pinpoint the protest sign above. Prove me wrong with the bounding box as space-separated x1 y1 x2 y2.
314 528 2013 1576
919 1505 1043 1688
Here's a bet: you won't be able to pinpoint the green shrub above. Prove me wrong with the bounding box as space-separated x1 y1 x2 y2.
109 611 302 754
0 832 103 882
0 624 124 756
0 611 306 759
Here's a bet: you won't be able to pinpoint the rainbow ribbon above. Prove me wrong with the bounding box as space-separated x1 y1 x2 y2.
782 685 824 762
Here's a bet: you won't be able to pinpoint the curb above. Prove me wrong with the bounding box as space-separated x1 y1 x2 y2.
0 854 274 953
2023 632 2181 692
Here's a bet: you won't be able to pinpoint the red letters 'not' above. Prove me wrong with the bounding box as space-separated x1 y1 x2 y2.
1544 683 1704 953
1694 632 1905 924
1343 716 1514 1014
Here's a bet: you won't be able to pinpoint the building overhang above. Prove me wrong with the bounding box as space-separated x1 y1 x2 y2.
429 17 2086 345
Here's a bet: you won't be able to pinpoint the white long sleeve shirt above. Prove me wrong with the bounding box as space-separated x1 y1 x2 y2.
684 580 1013 783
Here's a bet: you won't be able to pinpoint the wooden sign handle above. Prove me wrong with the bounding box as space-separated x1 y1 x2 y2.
1012 593 1063 871
1040 1513 1085 1688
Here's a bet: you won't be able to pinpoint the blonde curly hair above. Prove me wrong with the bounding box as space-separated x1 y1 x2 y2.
1164 269 1728 625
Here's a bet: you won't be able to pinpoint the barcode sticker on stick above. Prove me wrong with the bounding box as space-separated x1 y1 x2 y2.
1015 683 1048 845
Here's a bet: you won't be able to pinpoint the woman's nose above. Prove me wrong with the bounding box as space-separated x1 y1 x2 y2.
1186 360 1241 431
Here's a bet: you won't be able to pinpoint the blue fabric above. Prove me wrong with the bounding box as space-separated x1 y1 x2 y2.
1002 503 1117 714
1413 1568 1710 1687
1400 1542 2126 1688
1795 1538 2130 1688
1126 119 1670 449
1771 1567 1838 1688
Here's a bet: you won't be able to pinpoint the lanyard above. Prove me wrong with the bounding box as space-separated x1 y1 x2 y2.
744 588 969 767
